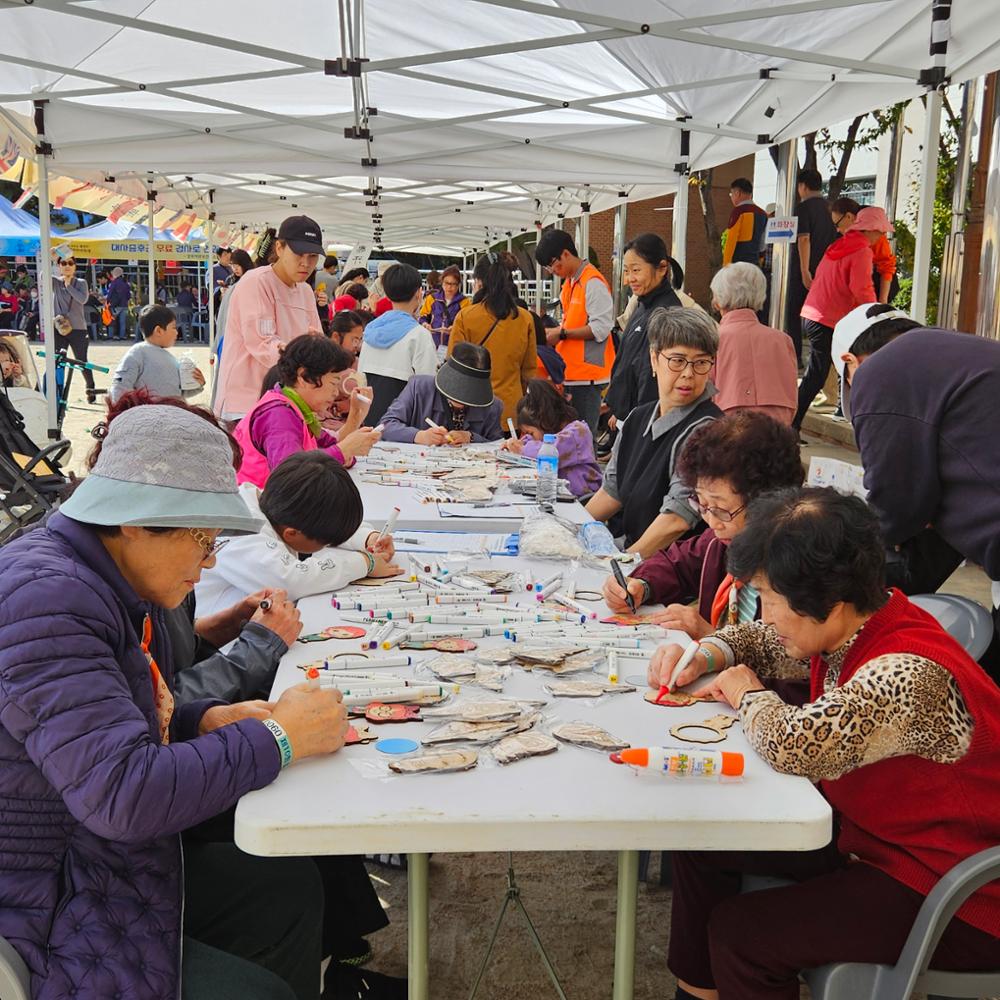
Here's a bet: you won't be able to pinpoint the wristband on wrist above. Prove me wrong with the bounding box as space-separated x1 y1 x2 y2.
262 718 294 768
638 579 652 606
698 644 718 673
363 550 376 576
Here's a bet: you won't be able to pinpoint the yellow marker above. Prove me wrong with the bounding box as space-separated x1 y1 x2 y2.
607 650 619 685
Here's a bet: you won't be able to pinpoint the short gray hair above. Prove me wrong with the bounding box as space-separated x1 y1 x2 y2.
646 306 719 356
710 263 767 311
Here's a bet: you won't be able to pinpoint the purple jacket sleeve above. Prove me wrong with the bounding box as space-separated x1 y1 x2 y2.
380 381 422 443
631 531 713 606
0 577 281 845
472 399 503 442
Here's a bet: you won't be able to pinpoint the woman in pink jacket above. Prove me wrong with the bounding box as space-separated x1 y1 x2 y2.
710 263 798 426
214 216 326 424
794 206 891 429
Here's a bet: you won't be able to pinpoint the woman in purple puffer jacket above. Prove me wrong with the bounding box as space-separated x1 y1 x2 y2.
0 403 348 1000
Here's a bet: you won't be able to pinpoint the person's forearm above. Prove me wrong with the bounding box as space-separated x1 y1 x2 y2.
195 605 248 648
797 237 811 275
626 512 688 560
560 324 595 340
585 488 621 522
879 275 891 304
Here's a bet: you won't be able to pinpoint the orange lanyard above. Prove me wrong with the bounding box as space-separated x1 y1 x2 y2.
710 574 742 629
141 614 174 745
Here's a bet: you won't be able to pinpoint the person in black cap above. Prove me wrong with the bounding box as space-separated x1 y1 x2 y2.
380 342 503 444
214 215 326 424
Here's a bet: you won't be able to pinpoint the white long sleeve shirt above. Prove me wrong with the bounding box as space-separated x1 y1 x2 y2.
194 483 374 616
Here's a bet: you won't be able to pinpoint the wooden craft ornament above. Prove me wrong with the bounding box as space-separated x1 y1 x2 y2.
359 703 422 724
401 637 478 652
669 715 738 744
388 749 479 774
298 625 367 643
643 689 718 707
344 724 377 746
600 613 666 627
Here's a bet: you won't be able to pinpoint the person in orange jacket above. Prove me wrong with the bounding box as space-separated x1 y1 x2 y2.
533 229 615 438
831 197 898 303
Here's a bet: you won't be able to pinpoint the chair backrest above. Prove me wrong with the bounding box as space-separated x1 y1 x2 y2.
910 593 995 662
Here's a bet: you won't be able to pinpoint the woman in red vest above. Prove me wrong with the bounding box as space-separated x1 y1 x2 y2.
650 487 1000 1000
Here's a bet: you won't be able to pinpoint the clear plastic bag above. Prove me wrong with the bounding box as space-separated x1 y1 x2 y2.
518 510 585 560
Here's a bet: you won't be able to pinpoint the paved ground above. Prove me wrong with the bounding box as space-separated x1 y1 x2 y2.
50 340 989 999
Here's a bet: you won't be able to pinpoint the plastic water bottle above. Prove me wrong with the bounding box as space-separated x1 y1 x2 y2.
535 434 559 504
178 352 200 393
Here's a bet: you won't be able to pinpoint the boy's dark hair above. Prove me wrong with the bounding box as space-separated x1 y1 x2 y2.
831 196 861 217
623 233 684 289
138 303 176 338
274 334 353 388
677 411 804 500
727 487 887 622
345 282 369 301
848 303 923 358
450 341 490 371
259 451 364 547
797 168 824 193
341 267 370 284
534 229 578 266
330 310 365 337
516 378 578 434
323 255 339 270
730 177 753 196
382 262 422 303
472 252 519 321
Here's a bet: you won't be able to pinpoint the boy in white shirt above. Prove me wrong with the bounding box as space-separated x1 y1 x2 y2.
195 451 401 615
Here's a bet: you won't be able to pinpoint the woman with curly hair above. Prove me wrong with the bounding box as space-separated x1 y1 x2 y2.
602 410 804 636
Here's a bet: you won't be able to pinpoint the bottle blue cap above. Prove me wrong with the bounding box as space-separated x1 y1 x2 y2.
542 434 557 443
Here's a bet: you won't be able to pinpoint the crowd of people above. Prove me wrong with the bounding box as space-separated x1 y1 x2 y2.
1 179 1000 1000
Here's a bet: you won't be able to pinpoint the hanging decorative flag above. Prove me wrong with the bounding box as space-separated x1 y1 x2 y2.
12 187 34 210
0 134 21 172
108 197 144 223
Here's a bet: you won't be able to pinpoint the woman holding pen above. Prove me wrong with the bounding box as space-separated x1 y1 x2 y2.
650 488 1000 999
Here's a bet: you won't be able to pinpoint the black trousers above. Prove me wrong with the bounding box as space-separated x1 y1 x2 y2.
793 318 833 429
784 274 807 364
183 841 323 1000
62 328 96 392
668 848 1000 998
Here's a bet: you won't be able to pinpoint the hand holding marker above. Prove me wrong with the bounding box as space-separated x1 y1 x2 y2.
654 638 701 704
425 416 453 445
611 559 636 614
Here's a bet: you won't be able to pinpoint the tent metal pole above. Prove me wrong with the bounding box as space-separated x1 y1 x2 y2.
671 174 689 273
912 0 950 324
147 193 156 306
207 217 216 358
976 83 1000 339
611 202 628 319
36 141 58 439
911 89 943 324
769 139 798 331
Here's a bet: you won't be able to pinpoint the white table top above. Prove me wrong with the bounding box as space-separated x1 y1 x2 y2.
352 442 594 533
234 558 832 858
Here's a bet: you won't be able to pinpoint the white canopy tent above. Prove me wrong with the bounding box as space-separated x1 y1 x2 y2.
0 0 998 441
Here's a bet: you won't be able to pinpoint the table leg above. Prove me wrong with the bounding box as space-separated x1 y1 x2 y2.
612 849 639 1000
408 852 430 1000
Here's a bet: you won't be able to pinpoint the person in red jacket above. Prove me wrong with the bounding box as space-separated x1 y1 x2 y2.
650 488 1000 1000
793 206 891 429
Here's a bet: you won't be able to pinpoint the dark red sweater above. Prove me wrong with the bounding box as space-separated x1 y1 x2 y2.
814 589 1000 936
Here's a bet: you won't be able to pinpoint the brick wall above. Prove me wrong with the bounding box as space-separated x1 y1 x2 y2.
578 154 757 309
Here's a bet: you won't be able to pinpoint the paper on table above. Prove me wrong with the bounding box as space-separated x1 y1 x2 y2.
806 456 867 499
436 502 533 518
391 531 517 556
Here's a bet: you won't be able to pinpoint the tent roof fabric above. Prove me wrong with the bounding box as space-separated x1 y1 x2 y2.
0 0 997 251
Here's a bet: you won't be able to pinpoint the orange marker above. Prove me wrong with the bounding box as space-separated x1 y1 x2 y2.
306 666 321 689
613 746 744 778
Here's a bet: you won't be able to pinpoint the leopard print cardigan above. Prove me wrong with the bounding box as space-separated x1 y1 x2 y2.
701 622 974 783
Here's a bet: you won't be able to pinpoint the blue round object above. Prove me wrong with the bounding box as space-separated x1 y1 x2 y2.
375 738 420 755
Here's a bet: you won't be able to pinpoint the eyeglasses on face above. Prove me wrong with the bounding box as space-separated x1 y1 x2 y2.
657 354 714 375
188 527 228 559
59 259 77 267
687 496 747 523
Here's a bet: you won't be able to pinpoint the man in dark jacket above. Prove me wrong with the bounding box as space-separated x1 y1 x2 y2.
843 320 1000 674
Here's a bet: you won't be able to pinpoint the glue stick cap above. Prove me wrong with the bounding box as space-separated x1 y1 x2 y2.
720 752 744 777
618 748 651 767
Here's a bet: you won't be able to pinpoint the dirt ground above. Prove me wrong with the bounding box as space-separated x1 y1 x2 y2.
53 339 989 1000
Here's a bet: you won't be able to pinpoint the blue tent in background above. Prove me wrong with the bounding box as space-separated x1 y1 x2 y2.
59 218 178 242
0 197 40 255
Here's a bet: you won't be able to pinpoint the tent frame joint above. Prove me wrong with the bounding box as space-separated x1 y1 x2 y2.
918 65 949 89
324 57 368 77
35 140 52 156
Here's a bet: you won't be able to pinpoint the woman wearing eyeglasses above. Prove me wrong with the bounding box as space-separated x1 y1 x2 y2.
52 256 97 403
585 308 721 559
602 410 804 638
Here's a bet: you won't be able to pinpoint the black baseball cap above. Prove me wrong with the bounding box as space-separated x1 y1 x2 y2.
277 215 324 255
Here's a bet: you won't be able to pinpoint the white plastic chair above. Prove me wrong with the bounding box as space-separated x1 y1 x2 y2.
744 845 1000 1000
911 593 995 662
0 934 31 1000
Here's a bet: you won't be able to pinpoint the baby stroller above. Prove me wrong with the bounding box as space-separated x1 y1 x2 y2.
0 387 71 542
